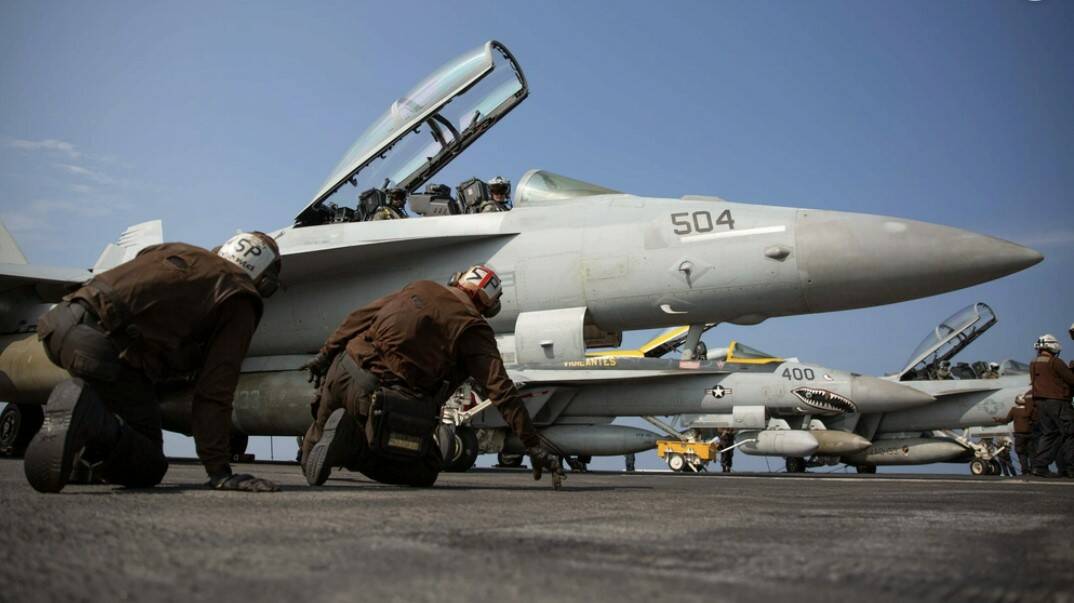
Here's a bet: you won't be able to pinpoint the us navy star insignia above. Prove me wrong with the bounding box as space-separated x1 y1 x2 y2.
709 385 732 399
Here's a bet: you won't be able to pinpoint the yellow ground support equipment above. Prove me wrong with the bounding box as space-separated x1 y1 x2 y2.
656 439 718 472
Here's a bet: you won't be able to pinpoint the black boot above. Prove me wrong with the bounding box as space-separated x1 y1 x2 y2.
304 408 358 486
24 379 121 493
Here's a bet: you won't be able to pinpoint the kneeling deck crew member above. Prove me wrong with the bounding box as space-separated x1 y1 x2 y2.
24 232 282 493
300 264 564 488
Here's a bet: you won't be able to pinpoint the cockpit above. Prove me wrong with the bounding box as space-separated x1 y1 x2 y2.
292 41 623 228
898 303 999 381
294 41 528 227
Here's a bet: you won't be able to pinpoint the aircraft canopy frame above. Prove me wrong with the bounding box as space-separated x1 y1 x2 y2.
295 40 528 225
898 302 997 380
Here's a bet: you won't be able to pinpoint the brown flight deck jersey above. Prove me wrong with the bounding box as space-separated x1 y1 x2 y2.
67 243 262 473
1029 353 1074 401
319 280 540 448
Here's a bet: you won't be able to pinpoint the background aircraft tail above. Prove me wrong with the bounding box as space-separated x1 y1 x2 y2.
0 220 28 264
92 220 163 272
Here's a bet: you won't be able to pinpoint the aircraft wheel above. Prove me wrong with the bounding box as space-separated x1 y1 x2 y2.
229 433 250 463
667 453 687 472
442 427 479 473
785 457 807 473
988 460 1002 475
0 404 44 457
969 460 987 476
854 465 876 474
496 452 524 468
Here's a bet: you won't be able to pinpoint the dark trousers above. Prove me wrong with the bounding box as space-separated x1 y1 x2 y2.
302 355 442 487
996 450 1015 477
1013 432 1036 475
1032 398 1074 474
720 449 734 472
39 302 168 487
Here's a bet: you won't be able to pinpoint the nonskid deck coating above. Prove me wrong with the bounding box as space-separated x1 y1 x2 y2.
1 459 1070 603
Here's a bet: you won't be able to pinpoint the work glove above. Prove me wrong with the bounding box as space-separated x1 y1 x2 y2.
208 473 279 492
528 446 566 491
301 352 333 389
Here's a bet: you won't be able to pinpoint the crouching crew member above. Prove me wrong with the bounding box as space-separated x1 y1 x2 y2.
1028 334 1074 478
24 232 282 493
300 264 564 488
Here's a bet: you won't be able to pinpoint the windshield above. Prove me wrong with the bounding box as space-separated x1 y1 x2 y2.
1000 359 1029 375
296 41 528 225
515 170 621 205
727 341 780 362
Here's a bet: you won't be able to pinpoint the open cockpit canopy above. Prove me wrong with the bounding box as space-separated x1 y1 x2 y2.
295 41 527 226
898 302 997 380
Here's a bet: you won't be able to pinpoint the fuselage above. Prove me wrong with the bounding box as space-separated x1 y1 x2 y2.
254 193 1041 356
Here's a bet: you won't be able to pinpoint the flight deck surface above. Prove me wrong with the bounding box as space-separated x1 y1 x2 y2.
1 458 1070 602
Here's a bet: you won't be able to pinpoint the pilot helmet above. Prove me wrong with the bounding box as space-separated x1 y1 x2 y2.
488 176 511 199
939 360 951 369
217 231 282 298
387 187 407 208
1069 322 1074 339
449 264 503 318
1034 334 1061 355
988 361 1000 371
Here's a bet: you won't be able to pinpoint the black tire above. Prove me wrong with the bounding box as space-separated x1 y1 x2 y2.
442 427 479 473
970 459 987 476
855 465 877 474
785 457 807 473
988 460 1002 475
0 404 44 457
229 433 250 462
496 452 524 468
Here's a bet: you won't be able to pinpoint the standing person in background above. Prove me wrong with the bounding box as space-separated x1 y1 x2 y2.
1028 334 1074 478
1002 392 1038 475
718 429 735 473
995 436 1016 477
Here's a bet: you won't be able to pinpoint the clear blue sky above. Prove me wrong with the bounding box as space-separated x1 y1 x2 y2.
2 1 1071 472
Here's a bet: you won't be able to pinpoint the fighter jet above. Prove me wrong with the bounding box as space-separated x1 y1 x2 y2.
680 302 1030 475
0 41 1043 463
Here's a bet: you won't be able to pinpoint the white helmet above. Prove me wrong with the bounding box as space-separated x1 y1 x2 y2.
217 231 282 297
488 176 511 198
1034 333 1061 355
989 362 1000 371
450 264 503 318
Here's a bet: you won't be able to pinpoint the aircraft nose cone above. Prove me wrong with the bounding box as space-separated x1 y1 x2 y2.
795 210 1043 313
850 375 935 413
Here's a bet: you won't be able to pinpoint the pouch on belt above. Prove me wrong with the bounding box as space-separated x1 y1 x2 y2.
37 301 123 382
367 386 439 460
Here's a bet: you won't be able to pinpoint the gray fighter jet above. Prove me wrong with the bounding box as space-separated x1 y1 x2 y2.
680 303 1029 474
0 41 1042 463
